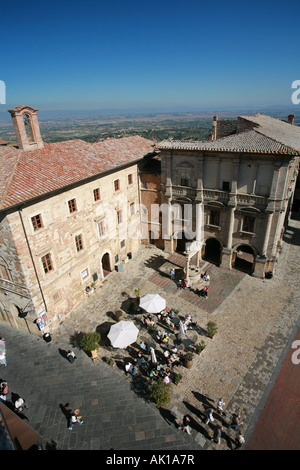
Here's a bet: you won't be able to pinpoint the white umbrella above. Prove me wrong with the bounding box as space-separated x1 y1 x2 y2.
107 321 139 349
139 294 166 313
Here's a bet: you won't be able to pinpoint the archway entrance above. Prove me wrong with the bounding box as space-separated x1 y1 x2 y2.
234 244 255 274
101 253 111 277
204 238 222 266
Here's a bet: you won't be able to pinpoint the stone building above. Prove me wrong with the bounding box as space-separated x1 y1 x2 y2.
0 105 155 334
1 106 299 335
157 113 300 279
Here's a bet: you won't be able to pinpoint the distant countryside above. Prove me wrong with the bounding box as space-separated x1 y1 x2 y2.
0 108 299 144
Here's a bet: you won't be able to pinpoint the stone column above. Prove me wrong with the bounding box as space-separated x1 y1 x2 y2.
221 206 235 269
261 211 273 256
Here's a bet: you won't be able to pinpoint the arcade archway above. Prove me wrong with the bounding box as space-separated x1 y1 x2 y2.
233 244 255 274
204 237 222 266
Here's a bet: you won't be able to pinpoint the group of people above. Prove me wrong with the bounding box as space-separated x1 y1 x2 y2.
171 268 211 299
0 378 27 414
181 397 245 449
125 343 178 385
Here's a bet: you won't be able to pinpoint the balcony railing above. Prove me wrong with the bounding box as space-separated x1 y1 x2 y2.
169 185 268 208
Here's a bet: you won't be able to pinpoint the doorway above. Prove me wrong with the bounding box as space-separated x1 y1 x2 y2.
234 244 255 274
204 238 222 266
101 253 111 277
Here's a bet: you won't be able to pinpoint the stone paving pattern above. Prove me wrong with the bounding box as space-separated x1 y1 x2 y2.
0 219 299 450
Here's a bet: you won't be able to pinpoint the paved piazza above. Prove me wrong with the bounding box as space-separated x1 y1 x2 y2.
1 219 299 450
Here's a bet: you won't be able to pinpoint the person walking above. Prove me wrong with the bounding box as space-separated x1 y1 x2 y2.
213 424 223 444
234 429 245 449
68 410 83 430
179 415 192 435
228 412 243 430
217 398 226 416
204 408 214 425
170 268 175 281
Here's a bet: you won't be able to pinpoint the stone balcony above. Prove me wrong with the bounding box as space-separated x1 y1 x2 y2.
169 185 268 210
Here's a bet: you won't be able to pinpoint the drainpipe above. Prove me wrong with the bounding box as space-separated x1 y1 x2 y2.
18 208 47 312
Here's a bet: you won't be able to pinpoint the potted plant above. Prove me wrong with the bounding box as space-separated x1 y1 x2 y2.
207 321 218 338
150 378 171 408
174 373 182 385
80 331 101 360
195 340 206 354
184 352 193 369
115 310 124 322
134 288 140 299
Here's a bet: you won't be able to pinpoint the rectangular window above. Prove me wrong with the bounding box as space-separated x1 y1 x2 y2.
222 181 230 191
130 202 135 217
41 253 53 274
81 268 89 280
68 198 77 213
114 179 120 191
128 173 133 185
120 240 125 248
31 214 43 231
0 264 11 281
98 220 105 238
75 234 83 252
243 215 255 233
117 209 123 224
93 188 100 201
210 210 220 226
142 181 148 189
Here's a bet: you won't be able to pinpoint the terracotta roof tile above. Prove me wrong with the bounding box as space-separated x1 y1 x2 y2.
0 136 155 210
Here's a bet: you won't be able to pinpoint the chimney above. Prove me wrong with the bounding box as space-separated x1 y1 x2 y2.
212 114 218 140
8 105 44 151
288 114 295 125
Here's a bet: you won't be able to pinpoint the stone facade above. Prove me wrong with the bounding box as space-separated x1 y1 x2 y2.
0 106 155 335
5 166 141 329
158 114 300 279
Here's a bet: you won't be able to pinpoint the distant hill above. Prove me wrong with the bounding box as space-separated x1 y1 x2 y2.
0 106 299 145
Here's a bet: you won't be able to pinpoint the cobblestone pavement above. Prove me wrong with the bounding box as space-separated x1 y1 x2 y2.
1 219 300 450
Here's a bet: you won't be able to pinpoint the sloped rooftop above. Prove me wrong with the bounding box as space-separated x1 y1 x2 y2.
158 113 300 155
0 136 155 210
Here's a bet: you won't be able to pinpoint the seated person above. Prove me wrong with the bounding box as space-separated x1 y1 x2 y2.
139 340 147 351
67 350 76 363
149 368 158 378
125 362 136 377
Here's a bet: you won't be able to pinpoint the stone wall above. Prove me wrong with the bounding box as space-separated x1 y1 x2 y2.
4 163 142 330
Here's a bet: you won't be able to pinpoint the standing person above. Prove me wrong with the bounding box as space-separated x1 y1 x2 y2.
14 396 26 413
0 379 8 402
204 408 214 425
213 425 223 444
235 429 245 449
179 415 192 435
170 268 175 281
228 412 243 430
203 285 209 299
217 398 226 416
68 410 83 430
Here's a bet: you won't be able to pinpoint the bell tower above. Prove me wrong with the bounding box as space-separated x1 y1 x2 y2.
8 105 44 151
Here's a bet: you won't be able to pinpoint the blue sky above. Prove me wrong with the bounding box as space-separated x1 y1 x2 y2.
0 0 300 113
